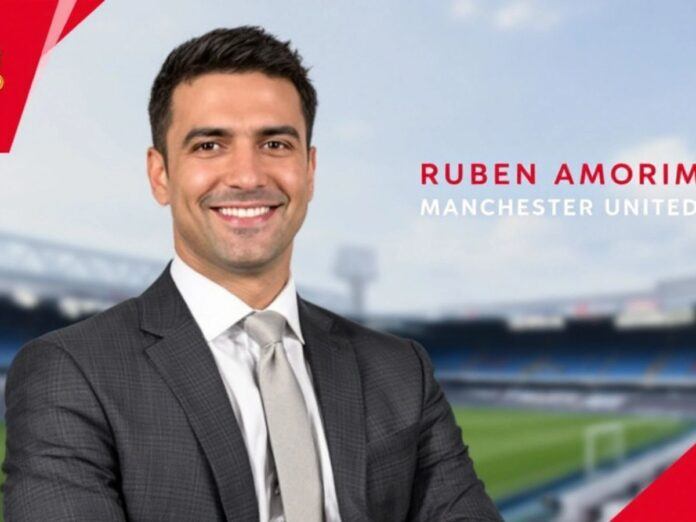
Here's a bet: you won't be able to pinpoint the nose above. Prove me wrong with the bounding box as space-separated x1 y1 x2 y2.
222 142 268 189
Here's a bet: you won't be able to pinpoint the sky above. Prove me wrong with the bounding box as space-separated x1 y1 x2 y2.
2 0 696 315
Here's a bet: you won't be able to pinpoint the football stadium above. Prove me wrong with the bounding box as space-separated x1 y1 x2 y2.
1 230 695 521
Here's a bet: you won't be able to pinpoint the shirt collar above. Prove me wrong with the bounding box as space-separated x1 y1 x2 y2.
169 252 305 344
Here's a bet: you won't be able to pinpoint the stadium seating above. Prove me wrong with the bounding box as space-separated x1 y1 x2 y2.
431 347 696 382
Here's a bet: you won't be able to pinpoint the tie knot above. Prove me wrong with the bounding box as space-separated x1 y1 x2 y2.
244 310 286 348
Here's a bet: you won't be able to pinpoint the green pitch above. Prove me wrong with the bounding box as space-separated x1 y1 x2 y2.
454 406 692 500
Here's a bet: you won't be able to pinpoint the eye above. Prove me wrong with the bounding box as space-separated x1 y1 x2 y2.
193 141 220 152
263 140 290 150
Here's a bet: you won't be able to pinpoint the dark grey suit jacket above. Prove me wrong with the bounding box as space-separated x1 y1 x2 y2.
2 263 501 521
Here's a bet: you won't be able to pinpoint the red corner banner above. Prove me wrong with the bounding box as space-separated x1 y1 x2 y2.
0 0 103 153
613 443 696 521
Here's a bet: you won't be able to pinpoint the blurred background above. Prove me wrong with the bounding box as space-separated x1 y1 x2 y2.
3 1 696 521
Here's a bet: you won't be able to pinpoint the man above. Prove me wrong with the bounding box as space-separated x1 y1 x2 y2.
2 26 501 521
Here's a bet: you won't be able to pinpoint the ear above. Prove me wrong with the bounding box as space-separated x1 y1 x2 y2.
147 147 170 206
307 145 317 202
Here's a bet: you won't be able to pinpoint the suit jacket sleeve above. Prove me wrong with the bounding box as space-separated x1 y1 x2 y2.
2 338 127 521
406 340 502 522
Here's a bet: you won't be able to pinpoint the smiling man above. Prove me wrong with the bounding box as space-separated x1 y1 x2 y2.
3 27 501 522
147 69 314 308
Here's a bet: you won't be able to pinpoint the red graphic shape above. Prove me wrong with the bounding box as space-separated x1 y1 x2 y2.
0 0 103 153
613 443 696 521
57 0 103 45
0 0 58 153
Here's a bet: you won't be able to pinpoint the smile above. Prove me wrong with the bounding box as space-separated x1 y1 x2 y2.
217 206 272 217
211 204 282 227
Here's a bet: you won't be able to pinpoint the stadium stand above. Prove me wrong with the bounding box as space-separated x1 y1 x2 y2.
382 313 696 521
392 316 696 388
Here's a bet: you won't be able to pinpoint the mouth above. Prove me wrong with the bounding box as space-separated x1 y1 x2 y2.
210 203 283 227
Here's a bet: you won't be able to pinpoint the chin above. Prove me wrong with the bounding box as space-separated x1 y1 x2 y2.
219 254 276 273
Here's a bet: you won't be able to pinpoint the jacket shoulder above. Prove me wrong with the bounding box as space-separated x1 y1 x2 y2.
300 298 425 370
28 297 143 358
302 298 414 346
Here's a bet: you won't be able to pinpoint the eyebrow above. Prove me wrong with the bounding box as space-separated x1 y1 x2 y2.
181 125 302 148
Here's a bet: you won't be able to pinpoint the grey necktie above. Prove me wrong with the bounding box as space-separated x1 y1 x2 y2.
244 310 324 522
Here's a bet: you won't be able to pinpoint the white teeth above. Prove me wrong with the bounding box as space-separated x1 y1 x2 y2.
218 206 271 218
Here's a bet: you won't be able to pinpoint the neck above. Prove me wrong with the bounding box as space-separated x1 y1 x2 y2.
175 247 291 310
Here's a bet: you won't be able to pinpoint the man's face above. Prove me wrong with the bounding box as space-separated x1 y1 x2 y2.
147 72 316 277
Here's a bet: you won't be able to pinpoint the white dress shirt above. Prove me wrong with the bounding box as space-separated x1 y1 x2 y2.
170 253 342 522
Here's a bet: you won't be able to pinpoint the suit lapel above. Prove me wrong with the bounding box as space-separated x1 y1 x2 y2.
138 264 259 522
136 265 370 522
299 298 369 522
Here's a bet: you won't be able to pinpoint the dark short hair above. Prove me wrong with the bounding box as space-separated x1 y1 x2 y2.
148 26 318 159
